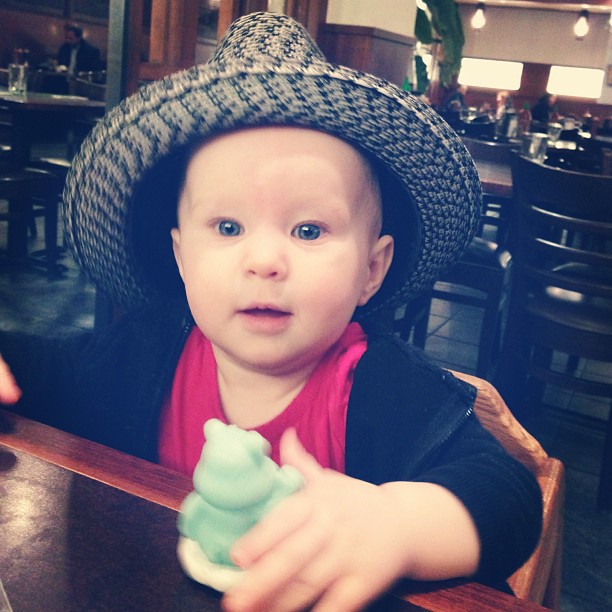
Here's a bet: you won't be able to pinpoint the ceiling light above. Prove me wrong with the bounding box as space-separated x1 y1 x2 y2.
471 3 486 31
574 9 589 39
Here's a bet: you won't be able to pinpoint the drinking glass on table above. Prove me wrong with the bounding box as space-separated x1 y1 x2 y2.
7 63 27 96
547 122 563 143
521 133 549 163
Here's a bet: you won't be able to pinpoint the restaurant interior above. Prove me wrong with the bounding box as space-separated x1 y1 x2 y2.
1 1 612 610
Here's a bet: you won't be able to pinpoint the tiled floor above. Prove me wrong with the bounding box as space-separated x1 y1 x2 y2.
1 210 611 610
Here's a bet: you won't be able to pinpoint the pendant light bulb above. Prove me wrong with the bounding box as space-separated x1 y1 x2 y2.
471 3 486 31
574 10 589 39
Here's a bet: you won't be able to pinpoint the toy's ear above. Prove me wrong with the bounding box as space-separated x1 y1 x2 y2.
204 418 224 439
246 430 271 460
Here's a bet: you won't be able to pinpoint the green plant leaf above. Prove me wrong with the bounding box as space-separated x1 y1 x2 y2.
415 55 430 94
422 0 465 86
415 8 433 44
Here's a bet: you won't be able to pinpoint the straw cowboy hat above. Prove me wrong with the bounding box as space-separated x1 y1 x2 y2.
63 11 481 317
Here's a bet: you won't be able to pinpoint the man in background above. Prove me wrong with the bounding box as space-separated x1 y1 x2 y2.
57 23 102 76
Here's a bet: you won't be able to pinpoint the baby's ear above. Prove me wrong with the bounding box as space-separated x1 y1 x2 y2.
170 227 184 278
358 234 394 306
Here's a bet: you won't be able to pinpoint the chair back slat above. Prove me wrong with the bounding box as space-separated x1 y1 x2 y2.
511 154 612 301
461 136 519 165
499 154 612 508
511 155 612 219
526 205 612 237
523 264 612 298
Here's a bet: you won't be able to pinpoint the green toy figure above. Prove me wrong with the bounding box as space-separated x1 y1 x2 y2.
177 419 303 591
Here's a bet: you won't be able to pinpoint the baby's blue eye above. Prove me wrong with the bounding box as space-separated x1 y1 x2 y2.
293 224 321 241
217 220 241 237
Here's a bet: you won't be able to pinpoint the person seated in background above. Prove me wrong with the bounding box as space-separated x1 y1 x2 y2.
495 90 513 121
478 101 493 117
438 83 469 130
57 23 102 76
530 93 558 130
442 83 469 113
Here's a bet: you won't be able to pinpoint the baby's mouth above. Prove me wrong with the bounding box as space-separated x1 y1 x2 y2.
240 307 290 318
238 306 292 332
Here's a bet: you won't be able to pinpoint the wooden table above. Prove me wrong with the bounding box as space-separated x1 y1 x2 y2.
0 409 547 611
474 158 513 199
0 90 105 167
472 140 600 196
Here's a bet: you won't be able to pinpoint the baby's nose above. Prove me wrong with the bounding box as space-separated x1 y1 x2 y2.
244 236 288 279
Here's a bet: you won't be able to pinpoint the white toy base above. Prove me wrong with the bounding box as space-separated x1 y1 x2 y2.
177 536 245 592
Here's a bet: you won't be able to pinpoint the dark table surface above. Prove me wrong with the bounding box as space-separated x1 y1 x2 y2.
0 89 105 168
0 89 105 110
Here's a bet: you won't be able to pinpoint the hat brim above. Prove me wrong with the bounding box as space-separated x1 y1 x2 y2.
64 41 480 316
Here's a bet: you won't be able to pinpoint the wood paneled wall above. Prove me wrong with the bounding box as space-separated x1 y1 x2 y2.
318 24 414 87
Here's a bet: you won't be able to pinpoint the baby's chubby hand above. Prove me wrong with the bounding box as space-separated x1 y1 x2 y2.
0 355 22 405
221 429 417 612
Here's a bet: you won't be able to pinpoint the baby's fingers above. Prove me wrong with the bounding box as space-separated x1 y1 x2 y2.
230 491 311 568
225 497 328 610
0 355 21 404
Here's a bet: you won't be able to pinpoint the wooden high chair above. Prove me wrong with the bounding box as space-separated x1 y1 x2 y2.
451 370 565 609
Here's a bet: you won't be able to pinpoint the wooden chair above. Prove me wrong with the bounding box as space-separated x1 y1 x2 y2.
394 241 512 380
393 289 433 348
0 167 61 275
462 135 518 247
27 158 72 266
496 154 612 508
452 370 565 609
405 135 517 380
69 77 107 102
432 238 512 380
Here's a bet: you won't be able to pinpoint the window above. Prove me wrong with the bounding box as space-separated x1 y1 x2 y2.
458 58 523 91
547 66 604 99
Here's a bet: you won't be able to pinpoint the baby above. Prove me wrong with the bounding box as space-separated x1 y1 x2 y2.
0 11 542 612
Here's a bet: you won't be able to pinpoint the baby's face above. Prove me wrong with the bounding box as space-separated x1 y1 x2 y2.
171 126 393 377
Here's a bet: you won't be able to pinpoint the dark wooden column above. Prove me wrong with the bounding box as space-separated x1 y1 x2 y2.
107 0 143 102
140 0 200 82
217 0 329 41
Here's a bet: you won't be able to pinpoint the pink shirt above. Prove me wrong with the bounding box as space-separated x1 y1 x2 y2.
158 322 367 476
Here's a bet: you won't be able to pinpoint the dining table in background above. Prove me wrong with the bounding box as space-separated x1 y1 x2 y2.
466 134 602 199
30 70 71 95
473 158 513 199
0 409 548 612
0 89 105 168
